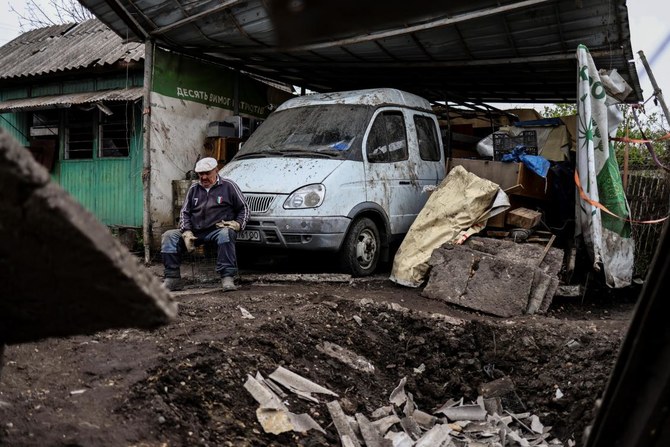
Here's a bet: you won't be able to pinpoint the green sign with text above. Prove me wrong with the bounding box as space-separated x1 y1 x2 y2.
152 48 269 118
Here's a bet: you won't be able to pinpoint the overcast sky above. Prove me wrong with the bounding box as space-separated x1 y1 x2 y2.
1 0 669 120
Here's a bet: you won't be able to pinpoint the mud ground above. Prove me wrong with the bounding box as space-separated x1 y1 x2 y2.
0 257 637 446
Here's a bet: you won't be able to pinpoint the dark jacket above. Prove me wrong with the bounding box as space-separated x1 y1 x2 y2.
179 176 249 234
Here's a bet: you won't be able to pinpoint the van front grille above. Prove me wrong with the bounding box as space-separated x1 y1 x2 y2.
244 194 276 213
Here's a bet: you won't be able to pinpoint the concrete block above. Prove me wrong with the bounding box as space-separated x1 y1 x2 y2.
423 237 563 317
0 130 176 344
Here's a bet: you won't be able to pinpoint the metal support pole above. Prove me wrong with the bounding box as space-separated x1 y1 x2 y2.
638 50 670 129
142 40 155 265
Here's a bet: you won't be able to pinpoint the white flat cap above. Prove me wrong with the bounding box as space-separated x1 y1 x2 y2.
194 157 218 173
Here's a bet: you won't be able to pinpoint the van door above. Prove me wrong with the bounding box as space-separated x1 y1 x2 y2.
364 108 422 235
408 110 445 193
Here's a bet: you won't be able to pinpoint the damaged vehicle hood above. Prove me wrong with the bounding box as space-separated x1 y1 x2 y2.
220 158 345 193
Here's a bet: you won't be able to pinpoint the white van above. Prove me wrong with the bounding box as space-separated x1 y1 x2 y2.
219 88 446 276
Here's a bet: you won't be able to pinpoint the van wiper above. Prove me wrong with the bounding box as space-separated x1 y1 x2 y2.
278 150 341 158
235 151 273 159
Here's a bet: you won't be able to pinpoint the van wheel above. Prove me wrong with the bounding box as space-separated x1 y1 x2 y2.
340 217 380 277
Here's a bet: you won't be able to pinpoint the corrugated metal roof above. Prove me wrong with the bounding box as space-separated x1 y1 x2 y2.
77 0 643 104
0 19 144 80
0 87 143 112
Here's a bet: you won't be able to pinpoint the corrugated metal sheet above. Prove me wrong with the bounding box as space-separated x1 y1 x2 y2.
77 0 643 104
0 87 143 113
0 19 144 80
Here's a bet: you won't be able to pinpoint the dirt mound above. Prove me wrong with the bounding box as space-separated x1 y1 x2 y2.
0 281 631 446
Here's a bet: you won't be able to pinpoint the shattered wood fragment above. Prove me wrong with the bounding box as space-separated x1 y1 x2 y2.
478 376 516 398
355 413 392 447
527 270 553 314
326 400 362 447
317 341 375 373
269 366 338 402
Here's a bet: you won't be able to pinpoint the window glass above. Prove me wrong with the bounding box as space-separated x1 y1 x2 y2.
29 110 60 171
31 110 60 134
238 104 371 160
100 103 131 157
65 108 95 160
414 115 440 161
366 111 408 163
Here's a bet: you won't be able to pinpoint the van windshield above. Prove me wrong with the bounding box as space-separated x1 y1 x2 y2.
236 104 372 160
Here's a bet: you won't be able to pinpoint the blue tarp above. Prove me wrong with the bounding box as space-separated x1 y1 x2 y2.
500 146 550 178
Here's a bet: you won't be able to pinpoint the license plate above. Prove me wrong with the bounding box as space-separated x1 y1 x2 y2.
237 230 261 241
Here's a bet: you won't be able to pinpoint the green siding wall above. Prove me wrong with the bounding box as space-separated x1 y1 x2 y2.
1 73 145 228
56 108 143 227
0 113 30 145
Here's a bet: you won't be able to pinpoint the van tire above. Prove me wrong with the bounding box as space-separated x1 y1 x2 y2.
340 217 380 277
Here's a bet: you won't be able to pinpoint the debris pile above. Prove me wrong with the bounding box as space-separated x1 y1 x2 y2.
423 237 564 317
244 366 572 446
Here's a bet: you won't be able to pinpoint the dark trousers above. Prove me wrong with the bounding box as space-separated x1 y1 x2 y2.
161 227 238 278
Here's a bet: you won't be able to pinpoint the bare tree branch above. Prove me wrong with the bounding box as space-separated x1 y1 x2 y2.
10 0 94 32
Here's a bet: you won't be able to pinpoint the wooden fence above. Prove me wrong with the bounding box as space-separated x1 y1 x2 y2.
625 170 669 277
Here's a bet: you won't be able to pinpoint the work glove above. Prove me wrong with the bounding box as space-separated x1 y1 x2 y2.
216 220 241 232
182 230 197 253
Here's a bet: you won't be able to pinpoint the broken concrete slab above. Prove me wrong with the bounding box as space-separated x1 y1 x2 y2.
0 129 176 345
423 244 531 317
422 237 564 317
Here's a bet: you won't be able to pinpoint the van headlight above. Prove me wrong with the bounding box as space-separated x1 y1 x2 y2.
284 184 326 209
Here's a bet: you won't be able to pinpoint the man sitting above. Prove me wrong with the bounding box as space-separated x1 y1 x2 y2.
161 157 249 291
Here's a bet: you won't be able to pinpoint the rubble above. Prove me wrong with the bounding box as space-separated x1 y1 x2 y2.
243 370 572 446
422 237 563 317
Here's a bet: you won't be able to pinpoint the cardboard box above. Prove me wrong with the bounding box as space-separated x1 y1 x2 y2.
447 157 550 201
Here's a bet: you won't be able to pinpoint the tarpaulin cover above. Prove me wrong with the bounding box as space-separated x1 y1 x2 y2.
389 165 507 287
575 44 634 288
